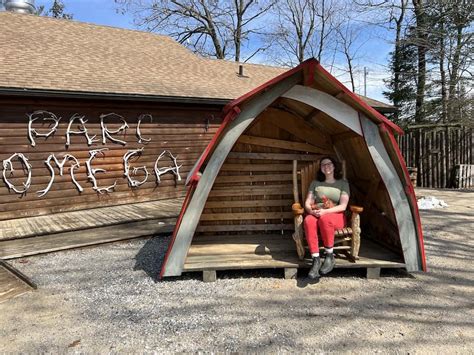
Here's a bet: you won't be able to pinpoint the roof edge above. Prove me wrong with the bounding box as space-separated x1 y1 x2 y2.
0 87 230 105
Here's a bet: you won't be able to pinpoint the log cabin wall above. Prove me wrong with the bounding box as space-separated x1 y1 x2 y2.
0 96 222 221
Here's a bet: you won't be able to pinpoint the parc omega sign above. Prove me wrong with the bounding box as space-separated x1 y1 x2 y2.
2 111 182 196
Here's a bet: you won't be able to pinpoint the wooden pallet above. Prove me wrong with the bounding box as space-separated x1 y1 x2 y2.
183 235 405 282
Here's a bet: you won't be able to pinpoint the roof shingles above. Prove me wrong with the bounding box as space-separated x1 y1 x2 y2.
0 12 284 100
0 11 393 110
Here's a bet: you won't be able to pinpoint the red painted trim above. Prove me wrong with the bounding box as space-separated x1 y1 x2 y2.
379 124 426 271
305 60 316 86
222 59 312 115
159 181 196 279
314 62 404 136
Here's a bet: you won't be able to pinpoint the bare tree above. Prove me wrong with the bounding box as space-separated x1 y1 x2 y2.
267 0 341 66
115 0 274 61
444 0 473 122
335 21 366 92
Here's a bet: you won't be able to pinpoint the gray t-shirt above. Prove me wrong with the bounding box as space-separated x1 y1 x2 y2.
308 179 350 207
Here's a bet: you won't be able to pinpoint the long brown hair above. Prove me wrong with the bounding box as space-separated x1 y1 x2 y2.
316 156 343 182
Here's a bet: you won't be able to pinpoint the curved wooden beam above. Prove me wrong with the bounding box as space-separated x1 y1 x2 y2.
162 71 302 277
360 116 422 272
282 85 363 136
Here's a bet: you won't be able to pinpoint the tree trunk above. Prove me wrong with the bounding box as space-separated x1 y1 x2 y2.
392 0 407 122
439 16 448 123
203 6 225 59
234 0 243 62
413 0 427 123
447 17 463 122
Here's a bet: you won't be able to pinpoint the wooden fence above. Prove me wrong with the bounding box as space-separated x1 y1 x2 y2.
396 124 473 188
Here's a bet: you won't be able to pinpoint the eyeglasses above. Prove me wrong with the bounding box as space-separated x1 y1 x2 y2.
320 162 334 168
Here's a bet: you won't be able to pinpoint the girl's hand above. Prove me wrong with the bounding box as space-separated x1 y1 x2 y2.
313 209 328 218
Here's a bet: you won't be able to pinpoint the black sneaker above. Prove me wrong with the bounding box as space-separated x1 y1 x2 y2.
308 256 321 280
320 253 335 275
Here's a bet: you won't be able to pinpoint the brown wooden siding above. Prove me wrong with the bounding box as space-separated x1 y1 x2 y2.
0 97 222 220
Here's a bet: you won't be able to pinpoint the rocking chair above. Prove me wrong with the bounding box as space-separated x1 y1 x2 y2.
291 160 363 262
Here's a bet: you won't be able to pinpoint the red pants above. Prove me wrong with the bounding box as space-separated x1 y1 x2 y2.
304 213 345 254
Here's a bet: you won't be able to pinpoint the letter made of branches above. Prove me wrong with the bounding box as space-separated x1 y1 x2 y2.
136 114 152 144
27 110 61 147
37 154 83 197
154 150 182 185
2 153 32 195
123 148 149 188
100 113 128 145
85 148 117 194
66 113 98 147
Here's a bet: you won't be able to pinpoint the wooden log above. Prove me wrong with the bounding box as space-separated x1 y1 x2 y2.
227 152 322 161
200 212 294 221
196 224 294 233
205 199 293 209
215 174 292 184
220 163 293 172
349 205 363 259
291 160 305 260
208 185 293 197
238 135 330 154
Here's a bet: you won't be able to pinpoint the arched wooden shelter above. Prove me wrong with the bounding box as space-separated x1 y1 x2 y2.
160 59 426 279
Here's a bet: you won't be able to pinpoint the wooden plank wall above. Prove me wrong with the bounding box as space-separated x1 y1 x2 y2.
0 97 222 220
397 124 473 188
196 113 327 239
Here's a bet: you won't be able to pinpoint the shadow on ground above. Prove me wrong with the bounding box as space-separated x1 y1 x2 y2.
133 234 171 281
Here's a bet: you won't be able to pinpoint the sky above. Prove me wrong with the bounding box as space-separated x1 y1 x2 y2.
32 0 393 103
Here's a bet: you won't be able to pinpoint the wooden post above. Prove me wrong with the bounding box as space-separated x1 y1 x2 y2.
292 160 305 260
203 270 217 282
284 267 298 279
350 205 363 259
367 267 381 279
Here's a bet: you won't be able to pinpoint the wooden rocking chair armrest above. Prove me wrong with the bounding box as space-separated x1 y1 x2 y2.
349 205 364 214
292 202 305 216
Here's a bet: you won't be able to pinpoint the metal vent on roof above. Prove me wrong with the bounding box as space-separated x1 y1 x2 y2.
4 0 36 14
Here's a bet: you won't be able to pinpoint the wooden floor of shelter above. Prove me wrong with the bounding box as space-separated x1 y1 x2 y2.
184 234 405 279
0 198 184 259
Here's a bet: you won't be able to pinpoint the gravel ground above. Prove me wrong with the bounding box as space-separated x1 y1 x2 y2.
1 188 473 353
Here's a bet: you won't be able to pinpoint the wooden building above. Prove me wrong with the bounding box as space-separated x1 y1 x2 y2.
160 60 426 280
0 12 418 276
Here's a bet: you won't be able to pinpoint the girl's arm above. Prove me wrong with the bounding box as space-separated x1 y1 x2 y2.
315 193 349 217
304 192 317 216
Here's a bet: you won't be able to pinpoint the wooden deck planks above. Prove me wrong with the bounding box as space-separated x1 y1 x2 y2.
0 217 177 259
0 198 184 241
183 237 405 272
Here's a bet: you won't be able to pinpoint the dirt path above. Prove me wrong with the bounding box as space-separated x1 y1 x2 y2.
1 188 473 353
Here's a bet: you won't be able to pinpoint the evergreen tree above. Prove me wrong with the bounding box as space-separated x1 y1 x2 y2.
384 31 417 126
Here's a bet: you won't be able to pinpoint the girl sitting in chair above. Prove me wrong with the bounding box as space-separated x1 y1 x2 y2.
304 156 350 281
